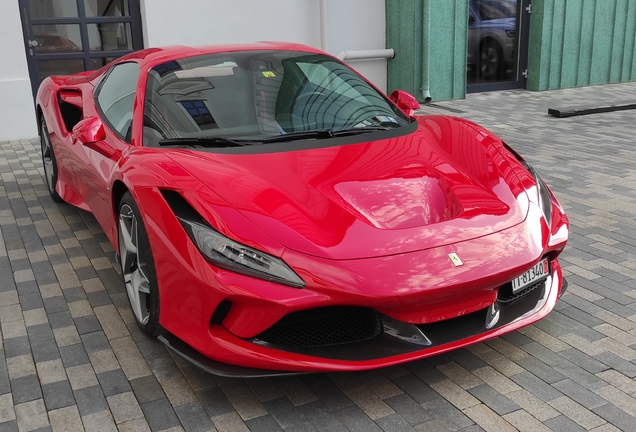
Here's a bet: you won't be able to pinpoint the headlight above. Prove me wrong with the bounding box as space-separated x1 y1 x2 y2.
178 218 305 288
523 162 552 227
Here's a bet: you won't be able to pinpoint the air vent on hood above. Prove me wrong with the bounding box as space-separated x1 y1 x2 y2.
159 189 204 222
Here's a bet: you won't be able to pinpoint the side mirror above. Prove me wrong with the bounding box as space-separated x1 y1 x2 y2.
390 90 420 117
72 116 105 144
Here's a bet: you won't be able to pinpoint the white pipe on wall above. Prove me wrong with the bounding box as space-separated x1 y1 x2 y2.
316 0 389 91
336 49 395 62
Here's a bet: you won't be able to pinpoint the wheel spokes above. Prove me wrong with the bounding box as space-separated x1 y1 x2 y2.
136 266 151 294
124 269 150 325
45 162 54 187
41 130 51 158
480 48 499 77
119 214 138 269
41 130 55 192
118 205 151 325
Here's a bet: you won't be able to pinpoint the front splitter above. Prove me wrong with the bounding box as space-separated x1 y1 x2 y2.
158 333 305 378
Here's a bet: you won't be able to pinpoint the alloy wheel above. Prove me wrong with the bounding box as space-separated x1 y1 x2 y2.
480 46 500 79
119 203 151 325
40 124 56 195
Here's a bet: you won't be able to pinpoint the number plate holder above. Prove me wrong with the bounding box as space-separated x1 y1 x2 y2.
511 259 549 294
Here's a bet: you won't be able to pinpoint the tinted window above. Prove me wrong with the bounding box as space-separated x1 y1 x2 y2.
143 51 409 146
96 62 139 141
474 0 516 20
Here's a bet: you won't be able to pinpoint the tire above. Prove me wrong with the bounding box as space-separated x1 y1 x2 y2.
40 118 63 202
118 192 163 337
479 40 503 81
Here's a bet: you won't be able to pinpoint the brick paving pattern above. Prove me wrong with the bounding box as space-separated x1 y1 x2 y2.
1 82 636 431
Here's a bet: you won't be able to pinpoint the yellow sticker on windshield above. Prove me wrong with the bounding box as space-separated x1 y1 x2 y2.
262 71 276 78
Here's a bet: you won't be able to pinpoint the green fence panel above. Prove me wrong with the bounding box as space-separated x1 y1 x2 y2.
387 0 423 98
610 0 628 83
429 0 467 100
529 0 636 90
623 1 636 81
549 0 565 90
387 0 467 102
388 0 636 96
576 0 596 86
590 0 616 85
560 0 583 88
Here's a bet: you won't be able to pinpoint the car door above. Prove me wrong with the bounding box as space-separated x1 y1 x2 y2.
78 61 140 232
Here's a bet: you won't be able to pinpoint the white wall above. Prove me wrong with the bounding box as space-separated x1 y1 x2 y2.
140 0 321 48
0 0 39 140
0 0 387 141
140 0 388 91
322 0 387 91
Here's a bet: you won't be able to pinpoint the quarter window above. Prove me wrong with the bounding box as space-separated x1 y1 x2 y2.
96 62 139 141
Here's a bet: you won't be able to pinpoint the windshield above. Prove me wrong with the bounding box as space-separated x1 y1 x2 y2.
142 50 410 146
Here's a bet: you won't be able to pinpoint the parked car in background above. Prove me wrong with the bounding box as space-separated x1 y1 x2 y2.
468 0 517 81
32 33 85 82
33 33 81 53
35 42 568 376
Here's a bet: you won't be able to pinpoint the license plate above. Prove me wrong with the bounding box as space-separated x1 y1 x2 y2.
511 259 549 294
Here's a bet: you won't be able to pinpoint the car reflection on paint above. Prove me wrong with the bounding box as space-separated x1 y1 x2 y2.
33 34 85 82
468 0 517 82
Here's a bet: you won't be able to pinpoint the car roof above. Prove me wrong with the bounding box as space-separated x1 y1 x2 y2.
93 41 325 77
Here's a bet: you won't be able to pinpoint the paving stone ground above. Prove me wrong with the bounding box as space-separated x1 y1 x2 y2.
2 82 636 431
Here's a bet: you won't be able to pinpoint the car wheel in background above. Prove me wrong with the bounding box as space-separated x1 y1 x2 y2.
479 39 503 81
118 192 163 336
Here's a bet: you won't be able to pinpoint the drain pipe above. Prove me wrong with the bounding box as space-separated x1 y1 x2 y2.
336 49 395 62
421 0 432 103
320 0 328 51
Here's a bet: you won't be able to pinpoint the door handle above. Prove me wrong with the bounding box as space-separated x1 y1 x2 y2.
28 39 39 47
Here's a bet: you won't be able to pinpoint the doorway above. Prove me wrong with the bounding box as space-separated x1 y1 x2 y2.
467 0 531 92
19 0 144 97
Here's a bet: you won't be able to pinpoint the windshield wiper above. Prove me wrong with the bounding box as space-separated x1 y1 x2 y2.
262 125 396 143
158 137 256 148
261 129 335 143
330 125 396 136
159 125 403 147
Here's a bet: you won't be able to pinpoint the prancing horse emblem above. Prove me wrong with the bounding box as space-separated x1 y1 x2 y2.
448 252 463 267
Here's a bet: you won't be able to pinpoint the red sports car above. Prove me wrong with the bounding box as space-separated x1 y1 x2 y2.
35 42 568 376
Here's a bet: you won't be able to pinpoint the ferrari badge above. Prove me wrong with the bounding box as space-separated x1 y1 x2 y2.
448 252 463 267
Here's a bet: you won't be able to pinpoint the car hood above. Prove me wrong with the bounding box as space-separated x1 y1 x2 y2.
167 116 529 260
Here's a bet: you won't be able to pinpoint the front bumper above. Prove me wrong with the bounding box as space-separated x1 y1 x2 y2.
159 262 565 376
136 184 568 375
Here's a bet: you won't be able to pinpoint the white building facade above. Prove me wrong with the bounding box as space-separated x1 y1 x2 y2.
0 0 387 141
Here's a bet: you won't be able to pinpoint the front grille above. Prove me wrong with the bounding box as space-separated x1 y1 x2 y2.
255 306 383 348
497 278 546 303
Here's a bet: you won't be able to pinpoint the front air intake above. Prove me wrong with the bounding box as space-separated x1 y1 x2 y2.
497 278 546 303
255 306 383 348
